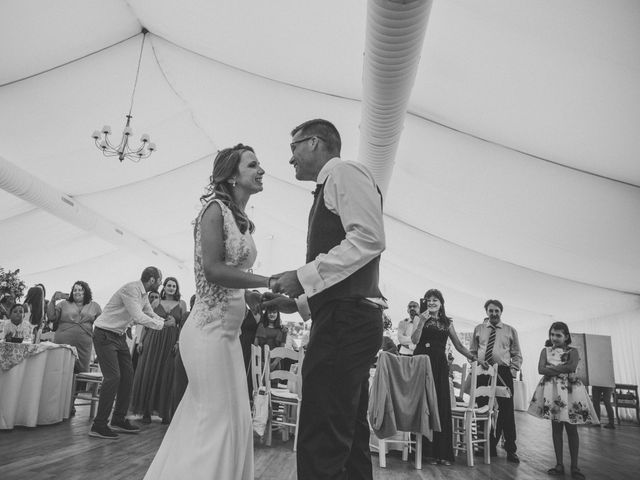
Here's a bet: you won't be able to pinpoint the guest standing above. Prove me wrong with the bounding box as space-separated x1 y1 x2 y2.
132 276 187 424
527 322 598 479
411 289 476 465
397 300 420 356
23 285 45 342
591 386 615 429
470 299 522 463
254 306 284 350
48 281 102 373
89 266 167 439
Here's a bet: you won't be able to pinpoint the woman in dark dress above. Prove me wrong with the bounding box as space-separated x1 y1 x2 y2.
131 277 187 424
411 289 476 465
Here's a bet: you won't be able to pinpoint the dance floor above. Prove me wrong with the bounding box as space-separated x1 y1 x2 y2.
0 407 637 480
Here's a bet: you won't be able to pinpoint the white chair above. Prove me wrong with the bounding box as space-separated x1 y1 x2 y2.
71 371 103 418
451 362 498 466
263 345 304 451
451 362 468 404
369 353 441 470
250 344 263 399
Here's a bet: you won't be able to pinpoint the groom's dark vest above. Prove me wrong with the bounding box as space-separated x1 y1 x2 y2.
306 179 383 313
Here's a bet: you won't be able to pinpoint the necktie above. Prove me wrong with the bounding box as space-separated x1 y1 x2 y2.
312 184 322 198
485 325 496 365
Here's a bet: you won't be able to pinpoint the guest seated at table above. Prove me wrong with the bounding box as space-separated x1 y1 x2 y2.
2 304 33 342
48 281 102 373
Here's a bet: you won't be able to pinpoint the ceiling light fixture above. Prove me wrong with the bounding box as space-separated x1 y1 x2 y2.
91 28 156 162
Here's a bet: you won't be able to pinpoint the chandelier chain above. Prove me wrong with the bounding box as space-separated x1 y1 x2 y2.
129 32 147 117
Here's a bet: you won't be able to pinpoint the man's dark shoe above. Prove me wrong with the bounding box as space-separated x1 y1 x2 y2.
603 423 615 429
110 418 141 434
89 424 119 439
507 452 520 464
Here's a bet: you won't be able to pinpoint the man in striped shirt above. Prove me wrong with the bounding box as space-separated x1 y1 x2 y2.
470 299 522 463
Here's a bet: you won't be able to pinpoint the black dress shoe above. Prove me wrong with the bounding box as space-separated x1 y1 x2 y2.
506 452 520 464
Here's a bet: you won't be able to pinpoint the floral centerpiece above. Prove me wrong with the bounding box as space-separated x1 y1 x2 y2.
0 267 26 302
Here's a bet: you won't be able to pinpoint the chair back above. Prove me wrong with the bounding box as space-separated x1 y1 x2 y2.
451 362 468 402
251 344 264 396
466 362 498 412
266 345 304 397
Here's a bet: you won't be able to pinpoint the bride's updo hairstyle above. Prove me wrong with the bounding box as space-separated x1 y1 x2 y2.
200 144 256 234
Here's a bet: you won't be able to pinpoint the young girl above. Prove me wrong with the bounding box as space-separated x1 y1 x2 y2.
528 322 599 479
2 304 33 342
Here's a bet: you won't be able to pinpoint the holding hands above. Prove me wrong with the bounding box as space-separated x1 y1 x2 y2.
269 271 304 298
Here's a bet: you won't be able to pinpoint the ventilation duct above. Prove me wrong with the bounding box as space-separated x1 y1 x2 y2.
0 155 186 270
358 0 433 195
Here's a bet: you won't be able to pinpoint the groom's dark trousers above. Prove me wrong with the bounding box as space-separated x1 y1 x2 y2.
297 299 382 480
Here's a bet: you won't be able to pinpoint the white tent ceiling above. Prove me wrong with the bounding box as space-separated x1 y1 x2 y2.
1 0 639 332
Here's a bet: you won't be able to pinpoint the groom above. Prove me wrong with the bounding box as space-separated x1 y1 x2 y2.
269 119 386 480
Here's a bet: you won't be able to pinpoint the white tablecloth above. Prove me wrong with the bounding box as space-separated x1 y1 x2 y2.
513 380 528 411
0 342 76 429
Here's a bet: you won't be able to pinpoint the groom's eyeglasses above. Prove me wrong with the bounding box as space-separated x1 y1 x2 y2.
290 135 325 154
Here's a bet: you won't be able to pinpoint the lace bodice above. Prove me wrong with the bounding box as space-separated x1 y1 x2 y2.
192 199 257 328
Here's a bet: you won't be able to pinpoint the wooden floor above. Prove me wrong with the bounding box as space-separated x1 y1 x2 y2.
1 408 637 480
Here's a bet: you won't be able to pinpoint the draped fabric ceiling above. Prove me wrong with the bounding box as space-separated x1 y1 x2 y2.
1 1 639 389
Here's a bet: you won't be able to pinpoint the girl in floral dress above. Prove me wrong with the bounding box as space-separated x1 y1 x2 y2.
528 322 598 479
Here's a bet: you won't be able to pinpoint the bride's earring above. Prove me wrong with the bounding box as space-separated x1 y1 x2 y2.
230 179 237 187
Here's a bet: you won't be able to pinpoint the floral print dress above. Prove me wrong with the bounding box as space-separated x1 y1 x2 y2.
527 346 599 424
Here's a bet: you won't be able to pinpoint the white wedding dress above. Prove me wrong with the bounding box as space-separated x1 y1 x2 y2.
144 199 256 480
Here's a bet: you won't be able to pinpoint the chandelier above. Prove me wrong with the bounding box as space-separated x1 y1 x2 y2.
92 29 156 162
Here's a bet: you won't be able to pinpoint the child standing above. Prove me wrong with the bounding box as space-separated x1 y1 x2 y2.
528 322 599 479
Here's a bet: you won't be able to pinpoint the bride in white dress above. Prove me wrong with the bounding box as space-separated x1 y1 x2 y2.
144 144 271 480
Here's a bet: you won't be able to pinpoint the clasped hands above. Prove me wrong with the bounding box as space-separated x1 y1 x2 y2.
244 270 303 315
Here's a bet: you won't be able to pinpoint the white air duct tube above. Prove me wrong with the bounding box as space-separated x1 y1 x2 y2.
358 0 433 195
0 155 186 270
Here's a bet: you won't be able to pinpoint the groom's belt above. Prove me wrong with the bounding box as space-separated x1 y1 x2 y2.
335 297 387 310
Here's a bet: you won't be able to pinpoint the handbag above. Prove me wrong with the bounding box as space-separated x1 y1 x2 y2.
252 387 270 437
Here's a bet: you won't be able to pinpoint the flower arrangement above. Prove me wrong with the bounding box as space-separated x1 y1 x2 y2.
0 267 27 301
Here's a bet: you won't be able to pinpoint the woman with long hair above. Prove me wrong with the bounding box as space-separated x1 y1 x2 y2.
131 276 187 424
23 285 45 342
144 144 271 480
411 289 476 465
48 281 102 372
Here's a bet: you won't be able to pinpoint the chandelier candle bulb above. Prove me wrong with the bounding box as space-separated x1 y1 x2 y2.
140 134 150 143
148 142 156 151
102 125 111 134
92 131 101 140
123 126 132 136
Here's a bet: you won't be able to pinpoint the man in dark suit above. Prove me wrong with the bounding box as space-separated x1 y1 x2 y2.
266 119 386 480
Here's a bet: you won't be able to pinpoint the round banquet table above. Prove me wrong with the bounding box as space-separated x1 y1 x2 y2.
0 342 77 430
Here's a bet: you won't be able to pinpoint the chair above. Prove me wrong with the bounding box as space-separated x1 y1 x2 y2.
369 352 442 470
451 362 498 467
613 383 639 424
451 362 468 404
263 345 304 451
71 371 103 418
250 344 263 400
